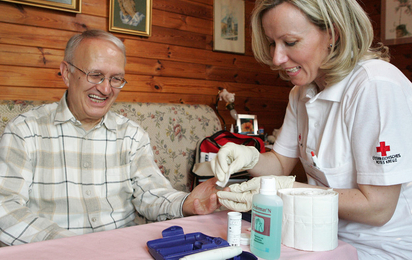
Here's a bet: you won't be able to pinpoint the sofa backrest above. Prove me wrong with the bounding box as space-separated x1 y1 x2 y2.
0 100 222 192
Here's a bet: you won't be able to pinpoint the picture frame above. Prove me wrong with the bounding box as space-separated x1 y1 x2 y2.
213 0 245 54
381 0 412 45
237 114 258 135
1 0 81 13
109 0 152 37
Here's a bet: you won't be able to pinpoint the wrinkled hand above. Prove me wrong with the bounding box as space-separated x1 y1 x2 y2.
217 176 295 212
211 143 260 187
183 177 221 216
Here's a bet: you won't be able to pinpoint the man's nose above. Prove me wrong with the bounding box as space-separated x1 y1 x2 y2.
96 78 112 94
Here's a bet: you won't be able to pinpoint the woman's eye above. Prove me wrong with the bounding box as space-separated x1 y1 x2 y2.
285 41 296 47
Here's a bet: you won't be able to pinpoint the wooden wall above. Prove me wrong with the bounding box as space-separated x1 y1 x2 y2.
0 0 292 133
360 0 412 81
0 0 411 133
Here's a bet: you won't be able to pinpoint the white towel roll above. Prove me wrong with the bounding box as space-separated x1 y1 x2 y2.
278 188 339 251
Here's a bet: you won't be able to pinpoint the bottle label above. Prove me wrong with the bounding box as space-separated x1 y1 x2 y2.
252 213 271 237
251 204 275 236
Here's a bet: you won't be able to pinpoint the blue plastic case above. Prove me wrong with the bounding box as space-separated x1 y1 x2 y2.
146 225 257 260
147 226 229 260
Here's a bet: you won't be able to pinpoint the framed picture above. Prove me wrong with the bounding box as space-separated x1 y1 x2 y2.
109 0 152 37
381 0 412 45
2 0 81 13
237 114 258 135
213 0 245 54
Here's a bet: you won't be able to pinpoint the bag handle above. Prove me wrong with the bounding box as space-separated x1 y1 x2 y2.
205 130 262 151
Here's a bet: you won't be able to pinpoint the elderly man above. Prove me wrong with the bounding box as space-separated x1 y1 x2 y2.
0 29 220 245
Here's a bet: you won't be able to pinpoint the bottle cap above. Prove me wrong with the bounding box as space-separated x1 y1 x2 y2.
260 176 277 195
240 233 250 245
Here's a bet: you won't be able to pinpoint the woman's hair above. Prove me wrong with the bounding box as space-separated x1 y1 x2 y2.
64 29 126 68
251 0 390 87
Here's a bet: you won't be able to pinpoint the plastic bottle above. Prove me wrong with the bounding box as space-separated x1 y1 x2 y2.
250 176 283 260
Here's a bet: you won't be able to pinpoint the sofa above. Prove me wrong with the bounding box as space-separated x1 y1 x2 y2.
0 100 222 193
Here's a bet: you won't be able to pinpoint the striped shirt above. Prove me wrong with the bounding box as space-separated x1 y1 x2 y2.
0 94 188 245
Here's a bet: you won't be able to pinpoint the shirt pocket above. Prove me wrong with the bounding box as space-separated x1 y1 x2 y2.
106 163 130 177
105 164 133 197
320 161 356 189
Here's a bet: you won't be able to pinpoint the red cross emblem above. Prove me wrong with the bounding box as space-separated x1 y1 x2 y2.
376 142 390 156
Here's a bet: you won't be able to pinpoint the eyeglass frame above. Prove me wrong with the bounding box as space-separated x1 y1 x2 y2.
65 61 127 89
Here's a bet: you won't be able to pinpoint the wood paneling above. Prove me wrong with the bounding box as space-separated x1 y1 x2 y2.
0 0 410 134
0 0 291 134
360 0 412 80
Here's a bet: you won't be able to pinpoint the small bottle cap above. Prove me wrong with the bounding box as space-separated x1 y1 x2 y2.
260 176 277 195
240 233 250 245
228 211 242 219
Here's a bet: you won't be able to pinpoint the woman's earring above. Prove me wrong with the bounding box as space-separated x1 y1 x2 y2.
329 43 333 49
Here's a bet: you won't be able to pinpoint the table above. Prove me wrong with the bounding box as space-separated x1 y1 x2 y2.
0 210 358 260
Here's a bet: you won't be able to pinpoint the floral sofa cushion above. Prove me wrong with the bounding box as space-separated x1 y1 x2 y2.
0 100 222 192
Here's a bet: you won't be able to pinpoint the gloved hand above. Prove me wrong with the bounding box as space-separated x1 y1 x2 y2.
217 175 295 212
211 142 260 187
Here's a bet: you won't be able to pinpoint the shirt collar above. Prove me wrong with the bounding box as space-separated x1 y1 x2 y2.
301 69 354 103
54 91 117 132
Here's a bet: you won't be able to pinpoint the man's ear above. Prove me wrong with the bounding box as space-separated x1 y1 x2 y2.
60 61 70 87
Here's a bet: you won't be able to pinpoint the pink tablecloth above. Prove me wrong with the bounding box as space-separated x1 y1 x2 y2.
0 210 358 260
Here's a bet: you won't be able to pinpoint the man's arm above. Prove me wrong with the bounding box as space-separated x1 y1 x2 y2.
129 129 191 221
0 123 76 245
129 129 220 220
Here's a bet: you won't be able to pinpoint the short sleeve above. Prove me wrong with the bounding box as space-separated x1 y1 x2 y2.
347 65 412 185
274 86 301 158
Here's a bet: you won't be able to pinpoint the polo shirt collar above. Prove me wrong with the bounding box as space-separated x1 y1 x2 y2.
54 91 117 132
301 70 354 103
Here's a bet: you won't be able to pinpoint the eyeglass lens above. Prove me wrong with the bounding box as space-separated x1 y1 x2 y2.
87 72 126 89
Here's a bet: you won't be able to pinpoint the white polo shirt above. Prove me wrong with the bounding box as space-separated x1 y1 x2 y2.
274 59 412 259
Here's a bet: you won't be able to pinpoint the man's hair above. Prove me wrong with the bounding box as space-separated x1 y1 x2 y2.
251 0 390 87
64 29 126 67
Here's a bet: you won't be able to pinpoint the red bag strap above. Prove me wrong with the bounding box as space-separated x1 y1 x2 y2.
203 130 265 153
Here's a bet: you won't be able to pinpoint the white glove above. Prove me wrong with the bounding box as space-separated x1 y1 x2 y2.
217 175 295 212
211 142 260 187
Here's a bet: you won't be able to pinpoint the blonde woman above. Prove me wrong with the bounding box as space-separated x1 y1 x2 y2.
212 0 412 259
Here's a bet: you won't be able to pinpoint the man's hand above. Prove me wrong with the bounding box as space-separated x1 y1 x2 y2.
211 143 260 187
217 176 295 212
182 177 221 216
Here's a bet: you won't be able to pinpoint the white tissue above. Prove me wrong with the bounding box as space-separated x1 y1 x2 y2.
278 188 339 251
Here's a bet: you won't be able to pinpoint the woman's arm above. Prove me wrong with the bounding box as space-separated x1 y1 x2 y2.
251 151 401 227
248 150 299 177
293 182 401 226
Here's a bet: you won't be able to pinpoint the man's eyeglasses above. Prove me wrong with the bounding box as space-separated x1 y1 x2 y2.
66 61 127 89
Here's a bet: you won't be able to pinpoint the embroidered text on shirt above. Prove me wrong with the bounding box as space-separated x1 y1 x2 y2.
373 141 401 165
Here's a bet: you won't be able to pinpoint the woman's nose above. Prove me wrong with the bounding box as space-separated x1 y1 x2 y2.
271 47 288 66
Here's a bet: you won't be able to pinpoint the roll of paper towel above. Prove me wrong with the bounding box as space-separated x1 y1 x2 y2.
278 188 339 251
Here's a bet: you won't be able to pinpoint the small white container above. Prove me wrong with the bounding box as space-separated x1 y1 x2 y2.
227 211 242 246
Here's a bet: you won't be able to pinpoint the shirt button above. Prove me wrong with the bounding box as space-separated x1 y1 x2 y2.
83 162 89 168
92 217 97 222
86 190 91 196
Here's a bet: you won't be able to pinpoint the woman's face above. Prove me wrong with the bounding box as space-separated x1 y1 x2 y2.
262 2 331 89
